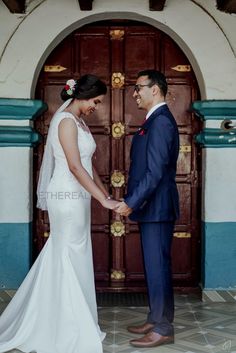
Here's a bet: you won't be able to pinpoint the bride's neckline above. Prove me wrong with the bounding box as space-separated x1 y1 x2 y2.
63 111 91 134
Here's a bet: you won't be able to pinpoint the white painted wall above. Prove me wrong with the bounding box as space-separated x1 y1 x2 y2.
0 0 235 100
0 148 32 223
194 0 236 56
203 148 236 222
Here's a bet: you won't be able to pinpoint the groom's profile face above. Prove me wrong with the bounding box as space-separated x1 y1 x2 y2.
133 75 153 111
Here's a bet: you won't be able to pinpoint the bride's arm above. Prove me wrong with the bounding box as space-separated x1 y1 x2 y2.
58 118 116 209
92 166 110 199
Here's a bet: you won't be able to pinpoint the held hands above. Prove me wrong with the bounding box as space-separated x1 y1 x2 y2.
101 198 120 210
101 197 132 216
114 201 132 217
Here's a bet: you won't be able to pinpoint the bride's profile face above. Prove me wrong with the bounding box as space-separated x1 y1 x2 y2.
81 95 105 116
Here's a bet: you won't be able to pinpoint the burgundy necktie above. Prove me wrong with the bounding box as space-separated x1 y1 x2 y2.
141 118 146 125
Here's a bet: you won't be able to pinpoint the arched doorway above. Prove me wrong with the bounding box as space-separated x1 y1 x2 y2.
34 20 201 291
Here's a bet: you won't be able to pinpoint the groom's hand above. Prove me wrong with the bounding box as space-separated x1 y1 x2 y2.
115 201 132 216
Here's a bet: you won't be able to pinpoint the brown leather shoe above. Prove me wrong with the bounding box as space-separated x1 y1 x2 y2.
130 331 174 348
127 322 155 334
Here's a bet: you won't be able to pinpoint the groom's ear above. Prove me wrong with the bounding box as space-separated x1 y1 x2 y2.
152 84 160 96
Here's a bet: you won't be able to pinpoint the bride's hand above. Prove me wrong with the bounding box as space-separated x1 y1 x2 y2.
101 199 120 210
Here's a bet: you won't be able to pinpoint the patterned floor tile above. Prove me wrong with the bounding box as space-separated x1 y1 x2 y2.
1 292 236 353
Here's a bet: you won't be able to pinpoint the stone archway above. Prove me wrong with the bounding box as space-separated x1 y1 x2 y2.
0 1 235 100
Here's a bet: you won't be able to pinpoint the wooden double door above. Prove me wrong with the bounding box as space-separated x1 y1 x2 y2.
34 21 201 291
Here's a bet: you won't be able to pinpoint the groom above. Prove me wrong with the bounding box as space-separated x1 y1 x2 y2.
115 70 179 348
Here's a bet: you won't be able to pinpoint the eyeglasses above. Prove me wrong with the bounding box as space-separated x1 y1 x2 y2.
134 83 153 93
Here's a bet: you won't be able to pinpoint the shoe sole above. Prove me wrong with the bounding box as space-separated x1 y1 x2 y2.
130 339 174 348
127 328 153 334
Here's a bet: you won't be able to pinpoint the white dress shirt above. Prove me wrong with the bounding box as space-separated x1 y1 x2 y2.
146 102 166 120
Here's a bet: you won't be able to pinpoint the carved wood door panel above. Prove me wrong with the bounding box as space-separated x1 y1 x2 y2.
34 21 201 290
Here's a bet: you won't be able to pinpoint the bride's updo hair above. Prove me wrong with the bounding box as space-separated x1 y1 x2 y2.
61 74 107 102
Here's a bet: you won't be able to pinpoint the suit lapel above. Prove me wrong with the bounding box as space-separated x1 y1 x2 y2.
142 104 169 129
130 104 170 156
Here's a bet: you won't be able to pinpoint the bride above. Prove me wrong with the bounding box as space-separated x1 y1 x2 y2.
0 74 118 353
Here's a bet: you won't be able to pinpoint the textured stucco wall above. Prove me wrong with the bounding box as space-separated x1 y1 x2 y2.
0 0 235 99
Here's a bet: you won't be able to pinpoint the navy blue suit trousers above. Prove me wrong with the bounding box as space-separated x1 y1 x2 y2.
139 221 175 336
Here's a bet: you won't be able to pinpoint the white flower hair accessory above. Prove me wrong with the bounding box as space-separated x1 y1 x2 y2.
64 79 76 96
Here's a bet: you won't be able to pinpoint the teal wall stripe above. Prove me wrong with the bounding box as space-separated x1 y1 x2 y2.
0 223 32 289
195 128 236 147
192 99 236 147
192 100 236 119
202 221 236 289
0 98 47 146
0 98 47 120
0 126 42 147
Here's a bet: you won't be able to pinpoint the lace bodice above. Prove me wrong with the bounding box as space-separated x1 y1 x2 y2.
49 112 96 179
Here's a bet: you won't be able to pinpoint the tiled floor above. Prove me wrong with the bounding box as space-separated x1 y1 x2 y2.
1 292 236 353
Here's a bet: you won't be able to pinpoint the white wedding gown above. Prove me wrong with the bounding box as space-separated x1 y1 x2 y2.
0 112 105 353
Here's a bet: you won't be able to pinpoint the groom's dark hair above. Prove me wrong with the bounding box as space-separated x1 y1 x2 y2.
138 69 168 97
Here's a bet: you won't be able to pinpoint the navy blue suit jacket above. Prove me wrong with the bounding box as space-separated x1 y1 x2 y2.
125 104 179 222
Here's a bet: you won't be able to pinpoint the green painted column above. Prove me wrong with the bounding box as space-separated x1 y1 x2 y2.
192 100 236 302
0 98 47 289
0 98 47 146
193 100 236 148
